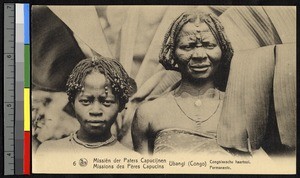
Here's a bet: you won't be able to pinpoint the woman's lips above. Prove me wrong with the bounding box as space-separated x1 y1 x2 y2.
189 65 210 72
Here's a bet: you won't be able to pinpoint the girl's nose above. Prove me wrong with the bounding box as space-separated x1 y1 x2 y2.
89 102 103 117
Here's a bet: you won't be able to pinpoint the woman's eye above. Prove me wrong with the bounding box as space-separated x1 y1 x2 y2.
180 45 193 51
79 99 91 105
204 43 216 49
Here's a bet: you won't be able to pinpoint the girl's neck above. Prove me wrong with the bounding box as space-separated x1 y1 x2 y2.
175 77 215 96
77 129 112 143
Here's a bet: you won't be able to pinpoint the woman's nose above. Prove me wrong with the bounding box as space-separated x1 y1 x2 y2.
192 47 207 60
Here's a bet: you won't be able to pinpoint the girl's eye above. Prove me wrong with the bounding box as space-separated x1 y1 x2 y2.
79 99 91 106
185 46 192 51
101 100 115 107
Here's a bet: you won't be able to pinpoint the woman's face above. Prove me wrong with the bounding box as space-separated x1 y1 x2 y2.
175 21 222 80
74 71 119 137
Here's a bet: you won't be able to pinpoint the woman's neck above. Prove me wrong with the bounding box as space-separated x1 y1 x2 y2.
175 77 215 96
77 129 112 143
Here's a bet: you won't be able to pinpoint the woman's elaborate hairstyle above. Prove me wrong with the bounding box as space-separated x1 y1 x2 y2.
159 10 234 91
66 56 137 110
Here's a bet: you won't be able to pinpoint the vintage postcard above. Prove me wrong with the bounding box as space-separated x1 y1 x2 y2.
31 5 296 174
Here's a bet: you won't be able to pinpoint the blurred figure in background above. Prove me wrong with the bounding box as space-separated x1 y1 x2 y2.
31 89 80 153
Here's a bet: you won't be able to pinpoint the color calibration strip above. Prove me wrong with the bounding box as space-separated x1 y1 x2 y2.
16 3 31 175
23 3 31 175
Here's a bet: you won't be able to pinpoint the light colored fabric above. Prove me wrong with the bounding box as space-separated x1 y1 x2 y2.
119 7 140 75
217 43 296 152
273 43 296 148
217 45 275 152
48 6 113 58
219 6 282 51
264 6 296 44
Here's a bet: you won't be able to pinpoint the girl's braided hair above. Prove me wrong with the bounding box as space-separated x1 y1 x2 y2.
159 10 234 91
66 56 137 110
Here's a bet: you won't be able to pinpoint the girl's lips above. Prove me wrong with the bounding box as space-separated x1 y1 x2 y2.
88 123 104 127
86 120 106 127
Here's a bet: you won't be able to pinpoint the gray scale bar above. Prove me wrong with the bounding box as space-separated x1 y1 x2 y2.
15 16 25 177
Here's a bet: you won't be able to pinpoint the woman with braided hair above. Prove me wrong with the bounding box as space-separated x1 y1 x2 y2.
34 56 138 173
132 10 237 155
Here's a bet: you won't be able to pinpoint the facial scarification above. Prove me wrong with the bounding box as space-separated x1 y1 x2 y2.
175 22 222 81
159 10 234 90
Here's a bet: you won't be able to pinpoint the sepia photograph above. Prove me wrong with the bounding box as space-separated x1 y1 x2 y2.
31 5 296 174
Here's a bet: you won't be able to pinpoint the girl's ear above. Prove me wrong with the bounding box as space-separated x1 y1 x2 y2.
118 104 124 113
63 101 76 118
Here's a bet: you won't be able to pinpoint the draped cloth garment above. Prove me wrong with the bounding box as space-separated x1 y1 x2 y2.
154 128 231 156
217 44 296 152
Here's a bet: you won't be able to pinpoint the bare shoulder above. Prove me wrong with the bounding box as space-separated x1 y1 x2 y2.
136 93 173 121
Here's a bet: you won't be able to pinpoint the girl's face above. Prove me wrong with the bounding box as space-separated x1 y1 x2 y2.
175 22 222 81
74 71 119 139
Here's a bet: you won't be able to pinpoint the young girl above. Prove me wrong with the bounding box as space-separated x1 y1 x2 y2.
34 56 138 173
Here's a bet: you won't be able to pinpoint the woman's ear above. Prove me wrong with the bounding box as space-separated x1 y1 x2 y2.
63 101 76 118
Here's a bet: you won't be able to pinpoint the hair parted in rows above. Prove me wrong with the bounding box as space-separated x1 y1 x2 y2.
66 56 137 110
159 9 234 91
